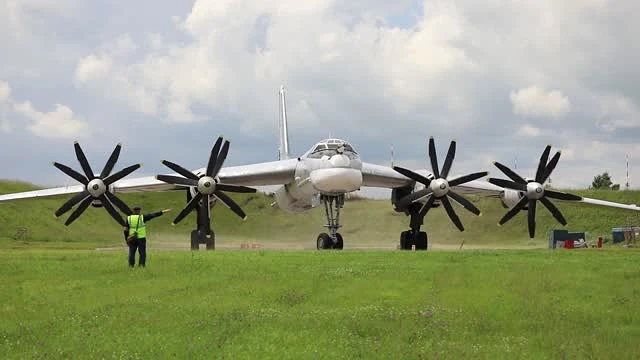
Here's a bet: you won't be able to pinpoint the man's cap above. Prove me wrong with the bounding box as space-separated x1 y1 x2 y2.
133 206 141 210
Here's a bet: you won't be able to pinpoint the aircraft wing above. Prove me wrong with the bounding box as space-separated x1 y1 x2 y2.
361 162 412 188
0 159 299 202
359 163 640 212
360 162 504 194
449 177 640 211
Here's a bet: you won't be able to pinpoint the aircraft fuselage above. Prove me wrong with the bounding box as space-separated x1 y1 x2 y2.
273 138 363 212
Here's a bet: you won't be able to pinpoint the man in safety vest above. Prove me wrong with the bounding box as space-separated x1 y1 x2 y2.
124 206 171 267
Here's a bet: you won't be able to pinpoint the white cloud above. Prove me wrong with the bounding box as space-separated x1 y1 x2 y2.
13 101 89 139
73 0 478 129
0 80 11 102
510 86 571 119
593 93 640 132
74 54 112 83
517 124 542 137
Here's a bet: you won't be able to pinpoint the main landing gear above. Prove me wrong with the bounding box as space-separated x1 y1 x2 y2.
316 194 345 250
399 204 428 250
190 195 215 250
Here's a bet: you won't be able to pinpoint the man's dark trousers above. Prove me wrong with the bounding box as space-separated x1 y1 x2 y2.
128 237 147 267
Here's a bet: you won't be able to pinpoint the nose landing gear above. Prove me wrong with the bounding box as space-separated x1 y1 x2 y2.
316 194 344 250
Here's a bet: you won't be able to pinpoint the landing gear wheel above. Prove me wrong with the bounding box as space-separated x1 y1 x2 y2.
334 233 344 250
415 231 428 250
190 230 200 251
205 231 215 250
399 230 428 250
400 231 412 250
317 233 333 250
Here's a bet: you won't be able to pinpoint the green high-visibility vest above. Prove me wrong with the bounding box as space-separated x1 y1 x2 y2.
127 215 146 238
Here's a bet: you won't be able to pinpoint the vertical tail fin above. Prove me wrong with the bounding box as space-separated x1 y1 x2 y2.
278 85 291 160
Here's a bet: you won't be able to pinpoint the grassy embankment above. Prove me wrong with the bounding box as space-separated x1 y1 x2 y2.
1 180 639 249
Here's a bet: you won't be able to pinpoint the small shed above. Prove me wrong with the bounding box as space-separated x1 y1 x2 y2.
549 229 586 249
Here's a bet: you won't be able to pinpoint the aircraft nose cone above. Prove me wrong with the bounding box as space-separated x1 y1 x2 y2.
310 168 363 193
329 154 350 168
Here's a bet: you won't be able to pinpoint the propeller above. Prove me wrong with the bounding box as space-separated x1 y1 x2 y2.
487 145 583 238
53 142 141 226
156 136 257 225
393 137 488 231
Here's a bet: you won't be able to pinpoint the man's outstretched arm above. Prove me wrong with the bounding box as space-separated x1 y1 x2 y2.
143 208 172 222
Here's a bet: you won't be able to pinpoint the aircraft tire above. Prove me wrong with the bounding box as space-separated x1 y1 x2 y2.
317 233 332 250
415 231 428 250
399 231 411 250
190 230 200 251
334 233 344 250
205 231 215 250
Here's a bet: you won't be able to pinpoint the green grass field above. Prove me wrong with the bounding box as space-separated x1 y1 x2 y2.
1 249 640 359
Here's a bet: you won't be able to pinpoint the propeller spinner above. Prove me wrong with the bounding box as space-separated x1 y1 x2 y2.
488 145 583 238
393 137 488 231
156 136 257 225
53 142 141 226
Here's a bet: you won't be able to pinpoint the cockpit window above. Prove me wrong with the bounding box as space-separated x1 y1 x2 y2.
343 143 357 153
306 140 359 159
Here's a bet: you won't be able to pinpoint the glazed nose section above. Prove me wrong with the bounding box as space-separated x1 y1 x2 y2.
329 154 351 168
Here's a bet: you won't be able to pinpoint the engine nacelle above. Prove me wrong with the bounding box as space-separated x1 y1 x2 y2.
500 189 525 209
273 178 319 213
391 171 440 213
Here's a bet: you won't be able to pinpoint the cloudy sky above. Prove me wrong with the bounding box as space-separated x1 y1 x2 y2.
1 0 639 197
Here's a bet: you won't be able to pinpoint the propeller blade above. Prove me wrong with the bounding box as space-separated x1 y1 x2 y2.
417 194 436 218
156 174 198 187
64 196 93 226
441 196 464 231
74 142 95 180
55 190 90 217
214 190 247 219
211 140 230 178
395 188 433 209
100 143 122 179
418 194 437 218
535 145 551 183
99 195 126 226
440 140 456 179
53 162 88 185
448 171 489 187
173 192 203 224
428 137 440 179
447 191 481 216
541 151 561 183
487 178 528 192
205 137 223 177
216 184 257 193
161 160 200 181
527 199 537 238
540 197 567 226
493 162 527 184
393 166 432 186
498 196 528 225
103 164 141 185
545 189 582 201
104 191 133 216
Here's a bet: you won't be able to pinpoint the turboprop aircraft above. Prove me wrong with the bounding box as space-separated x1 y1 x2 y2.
1 86 639 250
